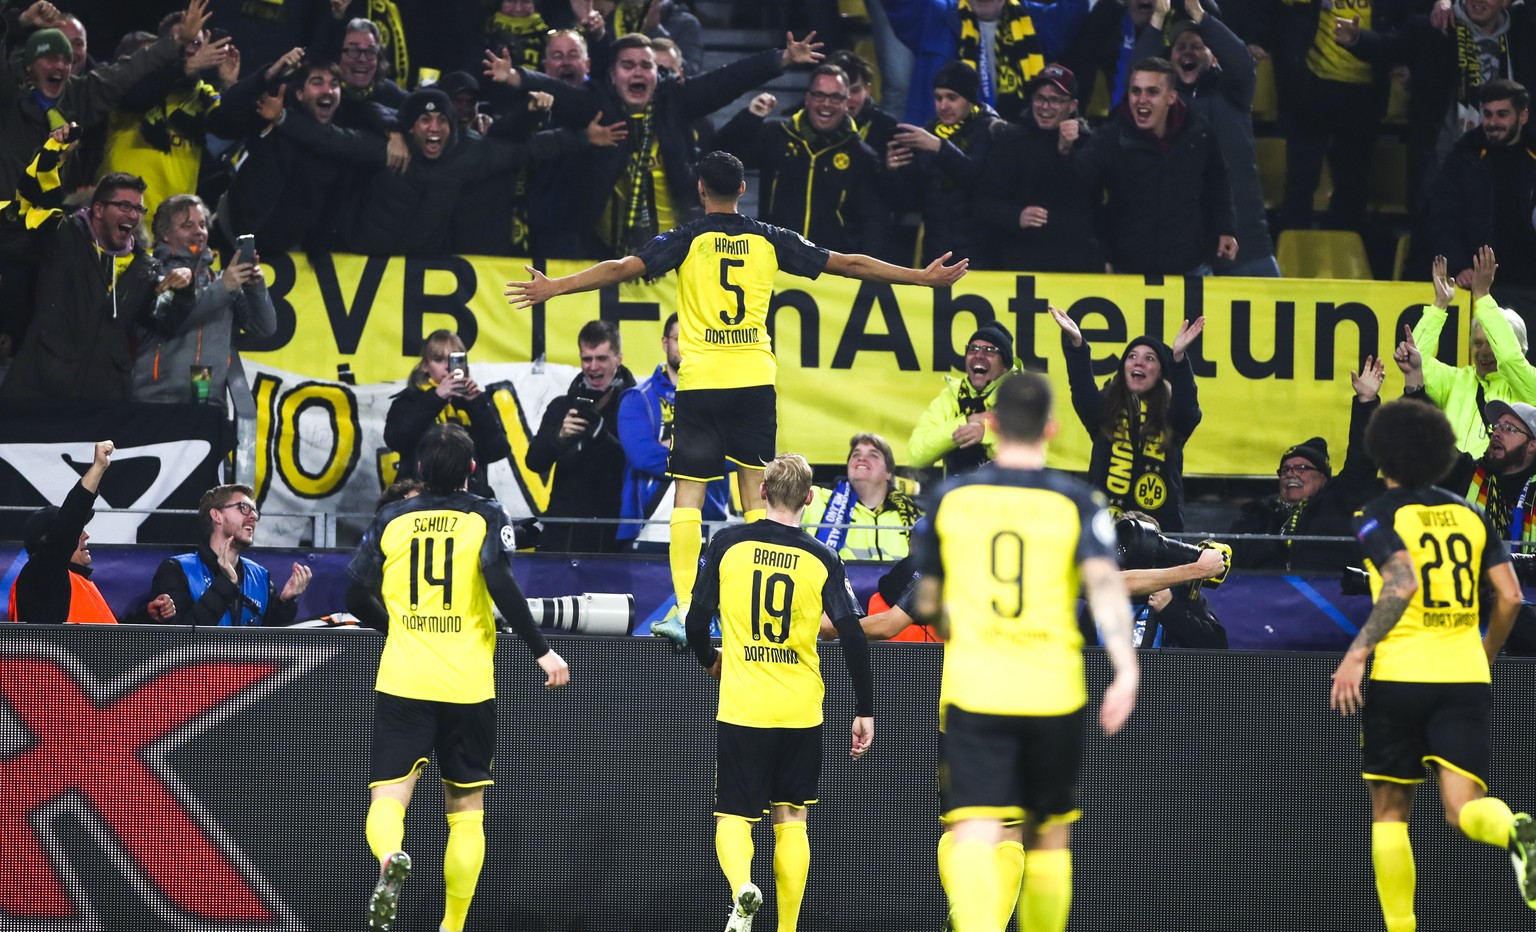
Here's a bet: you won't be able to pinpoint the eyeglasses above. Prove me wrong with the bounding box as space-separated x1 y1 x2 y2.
1489 421 1533 439
219 501 260 518
341 46 379 60
806 90 849 103
1033 94 1072 106
965 343 1002 356
1277 464 1321 477
103 199 146 216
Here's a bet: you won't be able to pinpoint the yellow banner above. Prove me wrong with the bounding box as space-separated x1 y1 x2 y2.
244 255 1465 475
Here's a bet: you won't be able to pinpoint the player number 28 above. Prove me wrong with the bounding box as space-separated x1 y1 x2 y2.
1417 531 1475 609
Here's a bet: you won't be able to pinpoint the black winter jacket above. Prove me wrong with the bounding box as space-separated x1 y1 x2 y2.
975 117 1102 272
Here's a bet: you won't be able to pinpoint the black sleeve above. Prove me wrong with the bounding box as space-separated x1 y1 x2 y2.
345 578 389 631
633 225 694 280
151 555 242 626
686 536 725 667
384 388 449 462
262 577 298 627
1353 501 1406 570
461 394 511 465
824 557 873 717
765 224 831 279
524 395 574 473
485 559 552 657
1334 397 1382 504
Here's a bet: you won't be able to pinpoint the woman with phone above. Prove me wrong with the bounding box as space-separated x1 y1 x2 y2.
384 329 510 498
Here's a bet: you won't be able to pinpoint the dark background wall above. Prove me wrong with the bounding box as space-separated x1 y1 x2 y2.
1 627 1532 931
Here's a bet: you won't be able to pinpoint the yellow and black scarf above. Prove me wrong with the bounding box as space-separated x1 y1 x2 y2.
956 0 1044 121
1468 464 1536 541
364 0 409 85
1103 397 1173 520
1455 18 1509 110
486 11 549 71
138 81 220 154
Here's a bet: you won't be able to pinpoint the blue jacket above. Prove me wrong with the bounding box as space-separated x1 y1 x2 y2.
615 365 731 542
881 0 1088 124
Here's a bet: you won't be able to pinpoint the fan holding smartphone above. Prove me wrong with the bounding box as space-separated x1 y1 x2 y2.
384 330 511 498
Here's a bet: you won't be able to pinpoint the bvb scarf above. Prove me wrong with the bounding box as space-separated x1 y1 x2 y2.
1467 464 1536 541
363 0 409 86
1455 18 1509 111
956 0 1044 121
138 81 220 154
486 12 549 70
1102 396 1173 520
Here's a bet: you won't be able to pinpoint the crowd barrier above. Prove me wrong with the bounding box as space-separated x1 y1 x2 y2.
3 625 1533 930
0 543 1382 650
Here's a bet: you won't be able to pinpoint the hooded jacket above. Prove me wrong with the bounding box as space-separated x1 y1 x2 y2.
975 115 1101 272
713 108 889 256
909 362 1021 475
1132 14 1272 267
274 105 587 255
1062 334 1201 531
1073 96 1235 274
0 136 193 400
1426 124 1536 282
133 241 277 404
1413 294 1536 457
526 366 639 552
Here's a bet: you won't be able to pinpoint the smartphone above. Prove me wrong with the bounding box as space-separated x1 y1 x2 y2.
234 234 256 266
448 351 468 379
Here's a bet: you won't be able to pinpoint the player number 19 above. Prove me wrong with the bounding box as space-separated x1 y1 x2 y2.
750 569 794 643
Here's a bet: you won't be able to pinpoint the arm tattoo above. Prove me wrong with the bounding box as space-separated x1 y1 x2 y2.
1351 554 1415 654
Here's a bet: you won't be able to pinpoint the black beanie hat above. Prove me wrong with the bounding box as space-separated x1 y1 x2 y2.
22 506 59 555
934 60 982 105
968 321 1014 370
1281 437 1331 477
399 88 452 130
1121 335 1175 378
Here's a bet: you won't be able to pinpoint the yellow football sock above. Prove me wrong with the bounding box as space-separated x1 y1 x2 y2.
441 810 485 932
1019 848 1071 932
1460 796 1516 848
715 816 755 898
994 840 1026 928
364 797 406 862
773 821 810 932
946 837 999 932
936 831 958 926
1372 821 1416 932
745 508 766 523
670 507 703 605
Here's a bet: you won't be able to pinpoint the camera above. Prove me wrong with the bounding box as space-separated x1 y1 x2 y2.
1115 514 1231 593
1340 565 1371 596
522 592 634 636
448 351 467 379
234 233 256 267
570 388 602 423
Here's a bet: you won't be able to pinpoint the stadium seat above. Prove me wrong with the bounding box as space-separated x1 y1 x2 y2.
1253 58 1279 123
1392 232 1411 281
1275 230 1372 279
1087 74 1111 119
1369 139 1408 216
1384 69 1410 125
1255 137 1333 212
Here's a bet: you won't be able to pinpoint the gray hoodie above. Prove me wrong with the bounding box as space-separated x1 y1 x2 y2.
132 243 276 405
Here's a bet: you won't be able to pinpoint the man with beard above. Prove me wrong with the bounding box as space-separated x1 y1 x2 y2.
1426 80 1536 296
975 62 1102 271
1071 56 1236 275
526 320 638 554
713 64 889 255
1227 358 1386 572
150 483 311 627
1337 0 1536 220
1134 0 1278 276
0 127 195 400
1401 248 1536 456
